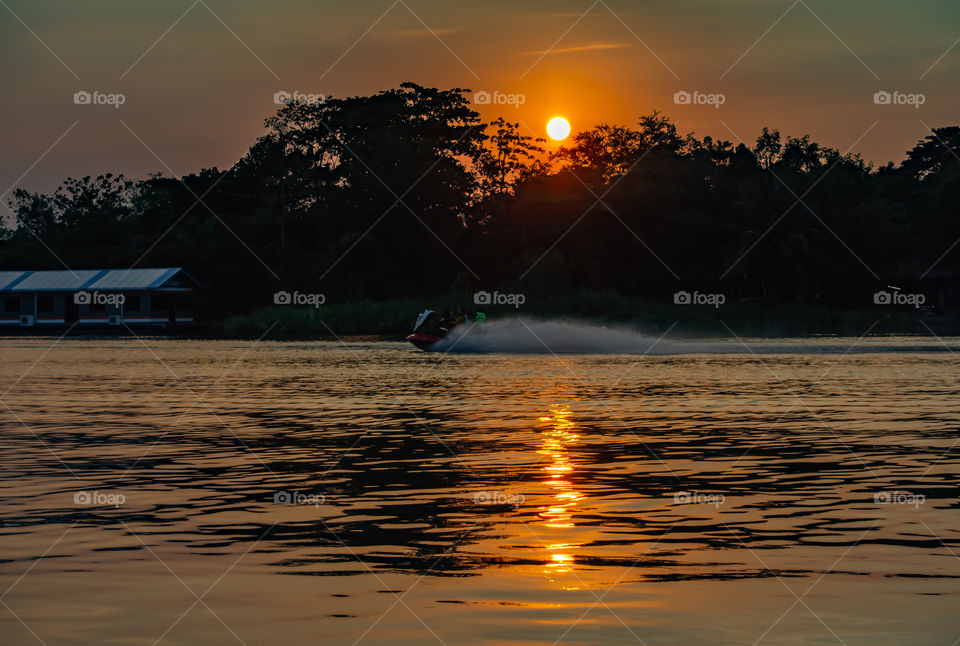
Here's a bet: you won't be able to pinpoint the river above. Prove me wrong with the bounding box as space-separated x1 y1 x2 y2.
1 336 958 645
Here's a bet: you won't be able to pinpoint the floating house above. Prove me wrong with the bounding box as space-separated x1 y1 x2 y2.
0 268 199 328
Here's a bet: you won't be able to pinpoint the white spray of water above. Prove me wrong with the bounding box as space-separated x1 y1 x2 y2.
428 318 957 355
432 319 725 354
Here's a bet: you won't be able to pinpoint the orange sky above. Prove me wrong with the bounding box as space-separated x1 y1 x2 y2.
1 0 958 194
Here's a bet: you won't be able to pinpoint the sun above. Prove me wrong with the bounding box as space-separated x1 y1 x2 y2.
547 117 571 141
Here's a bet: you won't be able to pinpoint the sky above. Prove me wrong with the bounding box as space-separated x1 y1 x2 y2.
1 0 958 195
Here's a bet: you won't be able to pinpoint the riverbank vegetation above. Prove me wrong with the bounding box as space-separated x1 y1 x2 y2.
3 83 958 337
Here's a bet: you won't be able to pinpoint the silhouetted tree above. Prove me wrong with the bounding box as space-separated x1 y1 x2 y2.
0 84 955 320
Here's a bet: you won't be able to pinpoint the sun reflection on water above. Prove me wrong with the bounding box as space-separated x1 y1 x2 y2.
536 406 584 587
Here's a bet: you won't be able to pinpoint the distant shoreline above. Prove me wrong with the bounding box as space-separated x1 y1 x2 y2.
0 294 955 341
217 294 958 341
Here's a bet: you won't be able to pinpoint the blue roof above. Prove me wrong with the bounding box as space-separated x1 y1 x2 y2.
0 268 196 292
0 271 25 291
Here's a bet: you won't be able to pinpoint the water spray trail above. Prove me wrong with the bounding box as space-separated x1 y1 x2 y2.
430 319 960 355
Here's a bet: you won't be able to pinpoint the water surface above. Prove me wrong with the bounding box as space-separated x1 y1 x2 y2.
1 337 958 645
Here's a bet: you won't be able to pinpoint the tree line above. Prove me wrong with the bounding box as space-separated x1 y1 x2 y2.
3 82 958 319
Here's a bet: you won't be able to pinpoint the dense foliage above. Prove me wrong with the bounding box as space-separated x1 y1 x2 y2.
3 82 958 321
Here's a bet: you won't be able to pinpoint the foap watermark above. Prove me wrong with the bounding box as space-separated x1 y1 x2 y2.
274 290 325 308
673 491 725 508
674 90 726 109
874 91 925 109
874 490 925 508
274 90 325 106
474 491 525 507
273 490 325 507
473 90 526 108
674 290 725 308
74 90 125 109
874 289 925 308
74 290 125 306
74 490 126 507
474 290 525 308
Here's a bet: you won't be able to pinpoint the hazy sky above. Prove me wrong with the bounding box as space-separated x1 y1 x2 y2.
1 0 958 194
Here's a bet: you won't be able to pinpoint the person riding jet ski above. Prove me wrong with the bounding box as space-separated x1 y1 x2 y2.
406 307 475 351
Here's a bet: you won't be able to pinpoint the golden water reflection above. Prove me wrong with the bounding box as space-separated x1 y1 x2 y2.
536 406 584 585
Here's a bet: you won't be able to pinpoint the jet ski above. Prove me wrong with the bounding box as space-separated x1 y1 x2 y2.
406 309 450 351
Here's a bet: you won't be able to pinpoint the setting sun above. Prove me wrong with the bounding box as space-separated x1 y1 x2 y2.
546 117 571 141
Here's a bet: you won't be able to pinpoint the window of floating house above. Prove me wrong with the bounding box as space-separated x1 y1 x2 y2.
37 295 55 313
152 294 171 312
